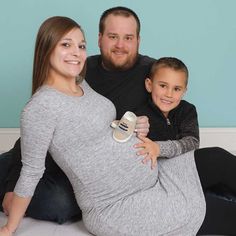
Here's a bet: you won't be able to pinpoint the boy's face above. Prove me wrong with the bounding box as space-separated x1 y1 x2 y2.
145 67 187 117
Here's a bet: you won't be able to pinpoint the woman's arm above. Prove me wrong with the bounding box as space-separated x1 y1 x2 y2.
0 95 57 233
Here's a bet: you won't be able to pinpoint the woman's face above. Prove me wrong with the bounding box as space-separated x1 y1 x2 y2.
49 28 86 80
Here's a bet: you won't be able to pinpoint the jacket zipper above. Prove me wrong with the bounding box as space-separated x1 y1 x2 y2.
166 118 171 126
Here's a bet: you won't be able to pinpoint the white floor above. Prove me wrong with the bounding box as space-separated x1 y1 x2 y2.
0 212 228 236
0 212 92 236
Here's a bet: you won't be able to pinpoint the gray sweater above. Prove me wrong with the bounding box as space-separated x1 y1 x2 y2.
15 81 205 236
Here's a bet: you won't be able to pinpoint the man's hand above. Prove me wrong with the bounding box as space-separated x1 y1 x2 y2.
134 135 160 169
135 116 149 137
2 192 14 216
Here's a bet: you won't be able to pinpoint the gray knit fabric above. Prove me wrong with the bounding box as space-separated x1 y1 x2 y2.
15 81 206 236
158 136 199 158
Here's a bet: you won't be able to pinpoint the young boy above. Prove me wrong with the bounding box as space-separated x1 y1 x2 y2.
135 57 199 169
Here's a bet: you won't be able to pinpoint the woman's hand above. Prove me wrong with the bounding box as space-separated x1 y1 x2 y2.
2 192 14 216
135 116 149 137
0 226 13 236
1 194 31 235
134 135 160 169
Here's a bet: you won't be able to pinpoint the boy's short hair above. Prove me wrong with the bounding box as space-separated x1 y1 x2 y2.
149 57 189 85
99 6 141 37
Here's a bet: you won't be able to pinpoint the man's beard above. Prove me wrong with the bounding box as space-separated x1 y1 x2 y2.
101 52 138 71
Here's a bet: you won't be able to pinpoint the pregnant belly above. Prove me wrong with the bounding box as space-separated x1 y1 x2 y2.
76 134 158 207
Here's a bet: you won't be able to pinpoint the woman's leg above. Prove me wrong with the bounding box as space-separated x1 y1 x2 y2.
194 146 236 192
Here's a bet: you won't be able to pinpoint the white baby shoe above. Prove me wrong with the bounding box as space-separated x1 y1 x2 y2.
112 111 137 143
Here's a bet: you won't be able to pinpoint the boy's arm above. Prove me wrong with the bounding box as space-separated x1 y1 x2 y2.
157 136 199 158
158 104 199 158
135 135 159 170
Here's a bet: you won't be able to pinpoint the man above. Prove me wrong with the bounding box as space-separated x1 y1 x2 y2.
86 6 154 119
0 6 154 224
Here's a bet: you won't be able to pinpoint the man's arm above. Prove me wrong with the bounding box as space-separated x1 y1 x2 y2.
135 116 150 137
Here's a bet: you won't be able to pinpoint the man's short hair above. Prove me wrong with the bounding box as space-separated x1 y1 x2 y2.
99 6 141 37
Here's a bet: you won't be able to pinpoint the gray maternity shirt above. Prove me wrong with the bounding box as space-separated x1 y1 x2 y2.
15 81 205 236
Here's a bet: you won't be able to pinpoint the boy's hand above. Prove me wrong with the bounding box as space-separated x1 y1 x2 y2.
135 116 149 137
134 135 160 169
2 192 14 216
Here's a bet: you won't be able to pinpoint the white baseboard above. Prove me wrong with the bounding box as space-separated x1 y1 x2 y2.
0 128 20 152
199 128 236 152
0 128 235 153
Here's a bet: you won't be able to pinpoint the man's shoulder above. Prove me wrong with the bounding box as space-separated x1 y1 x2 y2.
137 54 156 66
87 55 100 68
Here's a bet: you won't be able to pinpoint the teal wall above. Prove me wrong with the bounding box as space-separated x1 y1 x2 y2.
0 0 235 128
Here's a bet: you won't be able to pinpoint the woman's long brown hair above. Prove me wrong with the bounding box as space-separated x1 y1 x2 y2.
32 16 85 94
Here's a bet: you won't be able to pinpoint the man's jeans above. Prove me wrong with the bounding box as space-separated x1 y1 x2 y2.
0 150 13 210
0 151 81 224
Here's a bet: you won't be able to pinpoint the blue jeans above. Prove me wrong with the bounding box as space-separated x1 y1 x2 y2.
0 151 81 224
0 150 13 208
195 147 236 235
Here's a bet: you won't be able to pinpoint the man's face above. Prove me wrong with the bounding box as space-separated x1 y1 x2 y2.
98 14 140 71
